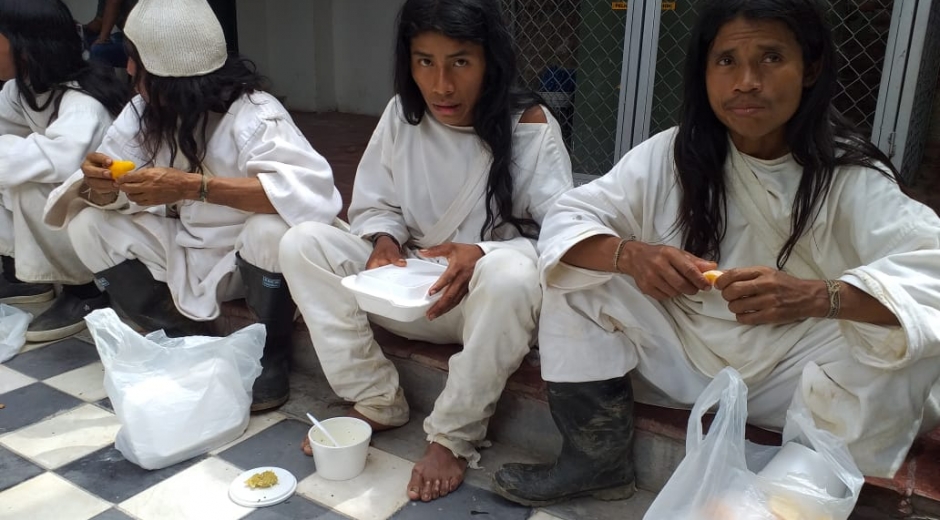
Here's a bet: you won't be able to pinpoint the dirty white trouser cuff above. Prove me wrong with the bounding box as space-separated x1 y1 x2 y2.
67 207 289 319
279 221 541 466
538 274 940 477
0 183 94 284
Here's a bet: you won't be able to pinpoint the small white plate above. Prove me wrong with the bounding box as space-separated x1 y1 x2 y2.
228 466 297 508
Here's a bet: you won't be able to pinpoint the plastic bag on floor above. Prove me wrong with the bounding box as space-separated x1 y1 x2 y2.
85 308 265 470
643 367 864 520
0 303 32 363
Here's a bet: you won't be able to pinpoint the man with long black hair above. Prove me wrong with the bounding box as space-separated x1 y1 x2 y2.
495 0 940 507
280 0 573 503
0 0 126 342
44 0 342 412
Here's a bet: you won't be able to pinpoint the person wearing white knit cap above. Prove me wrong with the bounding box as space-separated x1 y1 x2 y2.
43 0 343 412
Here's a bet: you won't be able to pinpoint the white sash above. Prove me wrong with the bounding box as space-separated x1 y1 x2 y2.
727 145 825 280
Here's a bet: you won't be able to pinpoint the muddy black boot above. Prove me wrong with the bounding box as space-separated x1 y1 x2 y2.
0 255 54 304
492 375 636 507
95 259 213 337
237 254 295 412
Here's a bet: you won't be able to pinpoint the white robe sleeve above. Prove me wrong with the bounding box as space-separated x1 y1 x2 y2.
537 129 677 291
348 101 410 246
238 110 342 227
833 166 940 369
0 82 30 137
0 88 114 188
476 112 574 261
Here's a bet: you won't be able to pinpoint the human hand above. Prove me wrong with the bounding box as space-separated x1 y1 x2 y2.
419 242 484 320
81 152 121 196
716 266 824 324
366 235 406 270
620 242 716 300
116 167 200 206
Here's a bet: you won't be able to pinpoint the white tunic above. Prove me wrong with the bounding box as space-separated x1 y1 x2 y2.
0 81 114 282
44 92 342 318
349 97 573 258
539 128 940 381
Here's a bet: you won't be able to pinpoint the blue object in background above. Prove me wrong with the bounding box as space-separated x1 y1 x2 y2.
539 66 577 93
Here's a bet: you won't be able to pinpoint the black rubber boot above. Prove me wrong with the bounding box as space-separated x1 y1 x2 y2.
492 375 636 507
237 254 295 412
26 283 110 342
0 255 54 304
94 259 213 337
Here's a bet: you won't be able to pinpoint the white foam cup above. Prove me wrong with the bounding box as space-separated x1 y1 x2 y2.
307 417 372 481
757 441 847 498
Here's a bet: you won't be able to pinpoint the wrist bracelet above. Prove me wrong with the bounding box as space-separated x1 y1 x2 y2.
824 279 842 319
612 235 635 273
370 233 399 248
198 174 209 203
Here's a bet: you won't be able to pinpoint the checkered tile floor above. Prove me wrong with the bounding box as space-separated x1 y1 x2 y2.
0 336 566 520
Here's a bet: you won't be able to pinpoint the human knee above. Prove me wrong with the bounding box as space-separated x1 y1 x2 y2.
278 221 348 273
235 214 291 271
66 208 109 263
472 249 540 302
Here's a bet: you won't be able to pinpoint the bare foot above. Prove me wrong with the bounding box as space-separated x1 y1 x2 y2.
407 442 468 502
301 409 399 457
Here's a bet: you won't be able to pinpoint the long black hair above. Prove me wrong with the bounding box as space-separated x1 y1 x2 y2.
126 40 265 173
394 0 544 240
0 0 126 120
673 0 898 268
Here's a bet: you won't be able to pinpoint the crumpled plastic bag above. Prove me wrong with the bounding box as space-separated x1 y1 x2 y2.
0 303 32 363
85 308 265 470
644 367 864 520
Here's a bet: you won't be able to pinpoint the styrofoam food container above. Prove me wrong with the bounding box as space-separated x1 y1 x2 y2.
757 441 847 498
308 417 373 481
341 259 445 322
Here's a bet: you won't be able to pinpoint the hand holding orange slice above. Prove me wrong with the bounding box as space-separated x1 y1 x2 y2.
703 269 724 286
109 160 136 179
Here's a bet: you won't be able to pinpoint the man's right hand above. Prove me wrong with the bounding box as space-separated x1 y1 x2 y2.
81 152 120 196
366 235 407 270
620 241 716 300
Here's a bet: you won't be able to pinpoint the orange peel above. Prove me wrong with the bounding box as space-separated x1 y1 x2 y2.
702 269 724 286
109 160 136 179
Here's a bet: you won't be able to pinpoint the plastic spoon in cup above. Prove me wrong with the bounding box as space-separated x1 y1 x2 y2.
306 412 340 447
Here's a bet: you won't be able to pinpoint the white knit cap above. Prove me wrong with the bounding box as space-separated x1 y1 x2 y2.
123 0 228 78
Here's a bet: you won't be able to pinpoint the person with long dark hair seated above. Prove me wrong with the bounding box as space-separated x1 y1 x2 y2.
494 0 940 507
43 0 342 411
279 0 573 502
0 0 125 342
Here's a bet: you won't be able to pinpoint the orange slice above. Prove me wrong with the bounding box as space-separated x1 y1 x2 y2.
703 269 724 286
110 160 136 179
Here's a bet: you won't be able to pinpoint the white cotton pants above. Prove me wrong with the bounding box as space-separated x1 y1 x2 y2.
0 183 94 284
67 207 289 320
279 221 540 466
538 274 940 477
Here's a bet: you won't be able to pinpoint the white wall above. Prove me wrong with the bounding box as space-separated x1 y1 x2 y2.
236 0 403 115
62 0 97 22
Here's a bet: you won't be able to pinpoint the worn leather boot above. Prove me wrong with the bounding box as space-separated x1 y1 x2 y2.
237 254 296 412
95 259 213 337
492 374 636 506
0 255 54 304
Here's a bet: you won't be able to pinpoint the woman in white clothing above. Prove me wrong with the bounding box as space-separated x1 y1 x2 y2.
279 0 573 503
0 0 125 342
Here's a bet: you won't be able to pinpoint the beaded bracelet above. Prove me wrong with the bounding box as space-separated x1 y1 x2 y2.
199 173 209 203
612 235 635 273
824 279 842 319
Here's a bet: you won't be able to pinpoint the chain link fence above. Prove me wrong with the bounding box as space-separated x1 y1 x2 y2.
502 0 896 175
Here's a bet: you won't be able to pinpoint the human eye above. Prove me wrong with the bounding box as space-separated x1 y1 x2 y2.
454 58 469 67
416 57 432 67
716 56 733 66
763 53 783 63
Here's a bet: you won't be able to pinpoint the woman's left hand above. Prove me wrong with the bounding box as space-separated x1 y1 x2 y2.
716 266 825 325
419 242 485 320
116 167 200 206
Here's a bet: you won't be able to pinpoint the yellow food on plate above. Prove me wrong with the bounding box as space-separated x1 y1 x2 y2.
245 470 279 489
703 269 724 286
109 160 136 179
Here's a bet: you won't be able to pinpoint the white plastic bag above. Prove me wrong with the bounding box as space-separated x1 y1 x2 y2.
0 303 31 363
85 308 265 470
644 367 864 520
